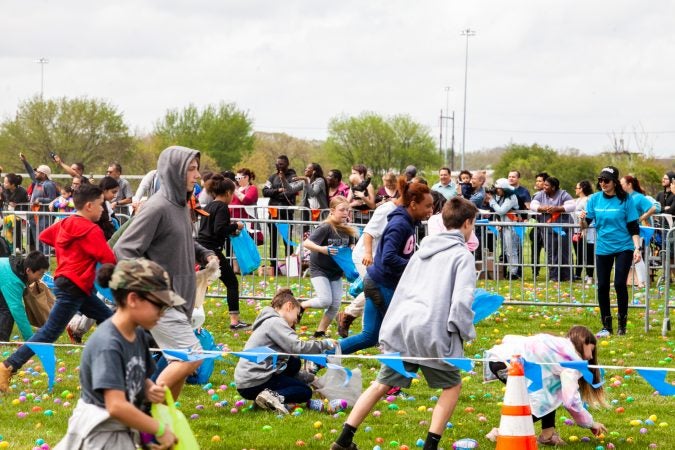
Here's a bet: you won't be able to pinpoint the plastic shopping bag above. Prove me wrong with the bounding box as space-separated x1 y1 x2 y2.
231 229 261 275
151 387 200 450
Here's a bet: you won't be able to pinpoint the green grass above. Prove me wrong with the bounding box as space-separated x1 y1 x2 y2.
0 277 674 450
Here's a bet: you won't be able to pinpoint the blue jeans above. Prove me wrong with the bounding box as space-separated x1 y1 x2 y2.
5 277 113 370
339 277 395 355
237 357 312 403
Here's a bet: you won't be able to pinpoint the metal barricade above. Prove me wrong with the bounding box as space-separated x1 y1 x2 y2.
473 214 667 334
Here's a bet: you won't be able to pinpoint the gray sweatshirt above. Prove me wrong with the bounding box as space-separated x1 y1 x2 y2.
379 230 476 370
113 146 214 318
234 306 334 389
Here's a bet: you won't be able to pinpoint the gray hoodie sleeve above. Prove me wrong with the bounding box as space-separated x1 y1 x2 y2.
447 252 477 341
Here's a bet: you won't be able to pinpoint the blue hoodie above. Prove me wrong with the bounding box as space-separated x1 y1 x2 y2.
366 205 417 289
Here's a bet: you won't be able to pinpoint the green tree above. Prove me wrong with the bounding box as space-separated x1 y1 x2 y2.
152 103 254 171
325 112 440 176
0 96 132 173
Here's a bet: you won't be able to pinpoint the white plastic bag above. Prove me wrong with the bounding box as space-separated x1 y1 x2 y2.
313 348 362 407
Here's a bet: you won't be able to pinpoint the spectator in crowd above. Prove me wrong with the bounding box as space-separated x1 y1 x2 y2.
295 162 329 224
485 178 521 279
664 177 675 215
132 169 160 213
231 168 259 220
431 167 457 200
114 146 218 399
70 174 90 192
574 180 595 284
508 170 532 210
96 176 120 241
327 169 350 201
458 170 473 199
0 251 50 342
20 153 58 253
53 154 84 178
197 171 215 208
48 185 75 214
655 171 675 211
530 176 575 281
2 173 29 209
530 172 549 278
404 165 417 182
347 164 376 224
579 166 641 337
375 172 398 206
106 162 133 213
621 175 657 288
468 171 485 209
262 155 304 269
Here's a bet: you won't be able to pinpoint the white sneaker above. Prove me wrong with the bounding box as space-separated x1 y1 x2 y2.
255 389 289 415
595 328 611 338
485 427 499 442
585 276 593 285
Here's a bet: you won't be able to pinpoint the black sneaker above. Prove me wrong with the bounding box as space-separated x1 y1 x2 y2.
230 322 251 330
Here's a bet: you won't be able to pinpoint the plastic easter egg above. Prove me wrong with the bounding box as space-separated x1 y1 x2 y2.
313 421 322 429
453 438 479 449
211 435 221 442
416 438 425 447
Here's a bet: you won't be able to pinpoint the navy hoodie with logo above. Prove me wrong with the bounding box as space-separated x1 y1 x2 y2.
366 205 417 289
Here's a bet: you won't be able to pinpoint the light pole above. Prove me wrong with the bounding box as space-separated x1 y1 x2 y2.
460 28 475 170
34 57 49 98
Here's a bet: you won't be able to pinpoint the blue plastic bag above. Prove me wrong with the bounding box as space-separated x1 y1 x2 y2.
348 275 364 298
231 228 261 275
330 247 360 282
472 288 505 323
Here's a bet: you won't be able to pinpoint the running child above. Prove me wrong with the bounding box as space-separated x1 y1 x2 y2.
331 196 479 450
300 196 357 337
0 183 116 392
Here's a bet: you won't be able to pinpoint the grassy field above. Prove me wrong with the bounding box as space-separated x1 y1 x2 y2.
0 276 673 450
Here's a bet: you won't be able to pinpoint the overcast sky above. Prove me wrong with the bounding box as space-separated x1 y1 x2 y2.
2 1 674 158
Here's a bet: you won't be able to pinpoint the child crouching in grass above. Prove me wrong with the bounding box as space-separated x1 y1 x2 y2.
235 288 347 415
56 259 183 450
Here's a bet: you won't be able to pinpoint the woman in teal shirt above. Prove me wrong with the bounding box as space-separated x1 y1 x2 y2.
579 166 641 337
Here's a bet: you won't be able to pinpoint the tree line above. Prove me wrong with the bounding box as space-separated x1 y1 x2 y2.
0 95 671 196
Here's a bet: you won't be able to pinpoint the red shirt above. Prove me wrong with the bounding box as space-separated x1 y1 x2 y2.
39 215 116 294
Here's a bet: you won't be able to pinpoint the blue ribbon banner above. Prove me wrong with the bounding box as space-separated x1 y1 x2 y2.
472 289 505 323
26 342 56 391
560 360 605 389
522 358 543 393
375 353 418 378
274 223 298 247
636 369 675 396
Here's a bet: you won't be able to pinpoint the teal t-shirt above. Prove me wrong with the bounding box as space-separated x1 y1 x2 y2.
629 191 654 217
586 192 638 255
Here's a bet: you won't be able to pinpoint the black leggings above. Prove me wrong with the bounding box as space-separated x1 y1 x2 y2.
595 250 632 320
489 362 556 429
216 250 240 314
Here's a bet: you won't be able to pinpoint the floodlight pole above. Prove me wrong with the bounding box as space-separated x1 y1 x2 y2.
460 28 475 170
35 57 49 98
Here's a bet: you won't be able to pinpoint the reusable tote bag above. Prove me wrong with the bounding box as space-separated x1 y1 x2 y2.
151 387 200 450
231 229 261 275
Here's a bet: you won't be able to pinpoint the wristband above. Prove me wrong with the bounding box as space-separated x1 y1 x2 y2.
156 421 165 438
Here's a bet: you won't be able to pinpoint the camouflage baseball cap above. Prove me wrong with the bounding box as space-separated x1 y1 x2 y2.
108 258 185 307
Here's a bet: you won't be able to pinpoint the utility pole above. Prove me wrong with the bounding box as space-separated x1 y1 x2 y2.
34 57 49 98
460 28 475 170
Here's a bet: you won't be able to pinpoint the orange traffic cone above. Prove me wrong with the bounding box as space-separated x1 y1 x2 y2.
495 355 538 450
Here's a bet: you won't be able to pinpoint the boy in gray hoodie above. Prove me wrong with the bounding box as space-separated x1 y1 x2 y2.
331 196 478 450
235 288 345 415
114 146 217 400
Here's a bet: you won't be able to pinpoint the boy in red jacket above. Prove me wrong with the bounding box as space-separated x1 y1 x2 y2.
0 184 116 392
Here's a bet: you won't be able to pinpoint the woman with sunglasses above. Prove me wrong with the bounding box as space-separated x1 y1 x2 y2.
230 168 258 220
56 259 181 449
579 166 640 337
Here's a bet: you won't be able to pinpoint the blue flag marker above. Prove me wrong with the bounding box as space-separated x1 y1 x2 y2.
26 343 56 391
275 223 298 247
637 369 675 396
376 353 418 378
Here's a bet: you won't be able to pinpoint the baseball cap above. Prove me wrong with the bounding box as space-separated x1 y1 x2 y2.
108 259 185 307
36 165 52 177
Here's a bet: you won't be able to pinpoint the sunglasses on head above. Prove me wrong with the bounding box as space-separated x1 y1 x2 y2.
597 177 612 184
